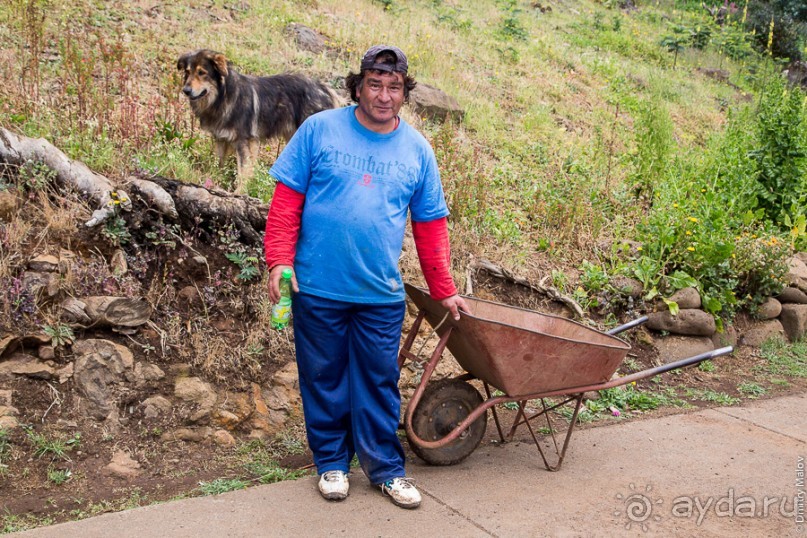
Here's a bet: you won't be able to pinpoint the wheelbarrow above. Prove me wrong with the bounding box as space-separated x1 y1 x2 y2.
398 284 733 471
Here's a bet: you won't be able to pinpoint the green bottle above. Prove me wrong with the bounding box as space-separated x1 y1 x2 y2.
271 268 293 330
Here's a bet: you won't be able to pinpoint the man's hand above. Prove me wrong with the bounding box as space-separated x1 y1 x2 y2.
440 294 470 321
268 264 299 303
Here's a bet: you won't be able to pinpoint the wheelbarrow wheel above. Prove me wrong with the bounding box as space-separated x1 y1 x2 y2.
408 378 487 466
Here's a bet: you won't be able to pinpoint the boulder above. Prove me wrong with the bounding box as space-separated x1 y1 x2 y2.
142 395 172 419
668 287 701 309
22 271 60 298
103 450 142 478
654 336 715 364
133 362 165 386
212 429 236 447
28 254 60 272
175 376 217 420
0 353 56 380
0 389 11 406
739 320 786 347
72 339 135 419
711 325 738 349
410 83 463 123
286 22 327 54
162 427 212 443
778 286 807 304
0 416 19 429
755 297 782 320
647 309 716 336
786 256 807 292
779 304 807 342
611 276 643 299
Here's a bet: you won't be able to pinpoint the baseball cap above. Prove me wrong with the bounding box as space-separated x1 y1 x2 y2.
360 45 408 74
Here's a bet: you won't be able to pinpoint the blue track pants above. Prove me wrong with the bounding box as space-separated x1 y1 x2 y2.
291 292 406 485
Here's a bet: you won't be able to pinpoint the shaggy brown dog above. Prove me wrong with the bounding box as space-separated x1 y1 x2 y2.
177 49 338 194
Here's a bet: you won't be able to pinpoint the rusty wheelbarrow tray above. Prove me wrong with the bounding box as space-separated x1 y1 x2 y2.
399 284 733 470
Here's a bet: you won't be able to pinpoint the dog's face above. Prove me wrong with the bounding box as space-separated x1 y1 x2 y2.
177 50 229 105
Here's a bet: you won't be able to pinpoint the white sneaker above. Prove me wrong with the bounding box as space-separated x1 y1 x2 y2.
318 470 349 501
380 477 421 509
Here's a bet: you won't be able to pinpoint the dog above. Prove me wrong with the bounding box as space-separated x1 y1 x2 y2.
177 49 338 194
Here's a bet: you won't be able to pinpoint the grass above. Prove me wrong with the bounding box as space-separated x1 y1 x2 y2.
684 388 740 406
197 478 250 496
758 337 807 378
24 428 81 462
46 468 72 485
737 382 767 399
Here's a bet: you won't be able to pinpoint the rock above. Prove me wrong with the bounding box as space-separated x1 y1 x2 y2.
610 276 643 298
739 320 786 347
162 427 212 443
175 377 217 422
0 416 19 429
583 391 600 401
786 60 807 89
22 271 60 298
409 82 463 123
142 396 172 419
0 389 11 406
110 250 128 276
711 325 738 349
55 363 73 384
755 297 782 320
777 286 807 304
654 336 715 364
28 254 60 272
133 362 165 385
177 286 202 309
212 409 242 430
212 429 236 447
262 362 301 413
0 353 56 380
647 309 716 336
0 190 18 220
190 255 208 268
286 22 327 54
0 405 19 417
72 339 135 419
786 256 807 291
61 296 153 328
779 304 807 342
668 287 701 309
796 252 807 265
38 345 56 361
103 450 142 478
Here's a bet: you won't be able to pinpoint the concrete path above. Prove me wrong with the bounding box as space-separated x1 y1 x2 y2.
15 393 806 537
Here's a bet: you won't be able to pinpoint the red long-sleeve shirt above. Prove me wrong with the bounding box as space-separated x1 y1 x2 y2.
264 182 457 300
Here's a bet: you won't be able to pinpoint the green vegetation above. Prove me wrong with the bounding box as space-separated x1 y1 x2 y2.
685 388 740 406
758 336 807 378
197 478 250 496
24 428 81 462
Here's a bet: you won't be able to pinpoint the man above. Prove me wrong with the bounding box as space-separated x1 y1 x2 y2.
264 45 468 510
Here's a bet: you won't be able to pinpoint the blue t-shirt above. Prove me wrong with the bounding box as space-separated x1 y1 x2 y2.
269 105 449 303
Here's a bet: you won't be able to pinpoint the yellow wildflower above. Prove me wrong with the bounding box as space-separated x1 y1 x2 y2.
688 217 698 223
685 231 692 236
687 246 695 251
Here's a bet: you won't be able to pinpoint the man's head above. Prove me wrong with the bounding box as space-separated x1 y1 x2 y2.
346 45 417 103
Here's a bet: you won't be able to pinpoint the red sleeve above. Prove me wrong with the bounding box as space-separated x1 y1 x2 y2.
264 182 305 268
412 217 458 300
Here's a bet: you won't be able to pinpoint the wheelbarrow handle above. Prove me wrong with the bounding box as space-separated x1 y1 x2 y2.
606 315 649 335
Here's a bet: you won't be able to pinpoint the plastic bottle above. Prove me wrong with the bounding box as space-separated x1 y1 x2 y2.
271 268 293 330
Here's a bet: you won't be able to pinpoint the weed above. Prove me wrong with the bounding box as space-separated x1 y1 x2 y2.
737 382 766 399
25 428 81 462
225 252 260 282
198 477 249 495
698 360 716 373
47 467 72 485
42 323 75 348
685 388 739 405
0 512 54 534
758 337 807 378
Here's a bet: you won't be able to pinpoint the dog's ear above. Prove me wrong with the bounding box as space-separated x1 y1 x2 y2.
177 52 192 72
212 53 229 77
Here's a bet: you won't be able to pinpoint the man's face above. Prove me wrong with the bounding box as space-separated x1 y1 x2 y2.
356 70 405 129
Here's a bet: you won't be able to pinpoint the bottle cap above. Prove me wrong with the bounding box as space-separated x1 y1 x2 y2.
281 268 293 279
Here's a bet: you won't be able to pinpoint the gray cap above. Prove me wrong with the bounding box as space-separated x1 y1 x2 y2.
360 45 408 74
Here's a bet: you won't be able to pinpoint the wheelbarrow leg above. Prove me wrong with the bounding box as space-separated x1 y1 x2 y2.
514 393 584 472
483 382 507 443
398 309 426 369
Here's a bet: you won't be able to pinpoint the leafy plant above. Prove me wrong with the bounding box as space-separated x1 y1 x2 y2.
758 336 807 378
737 382 766 398
685 388 739 405
42 323 74 348
47 468 71 485
225 252 260 281
25 428 81 462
